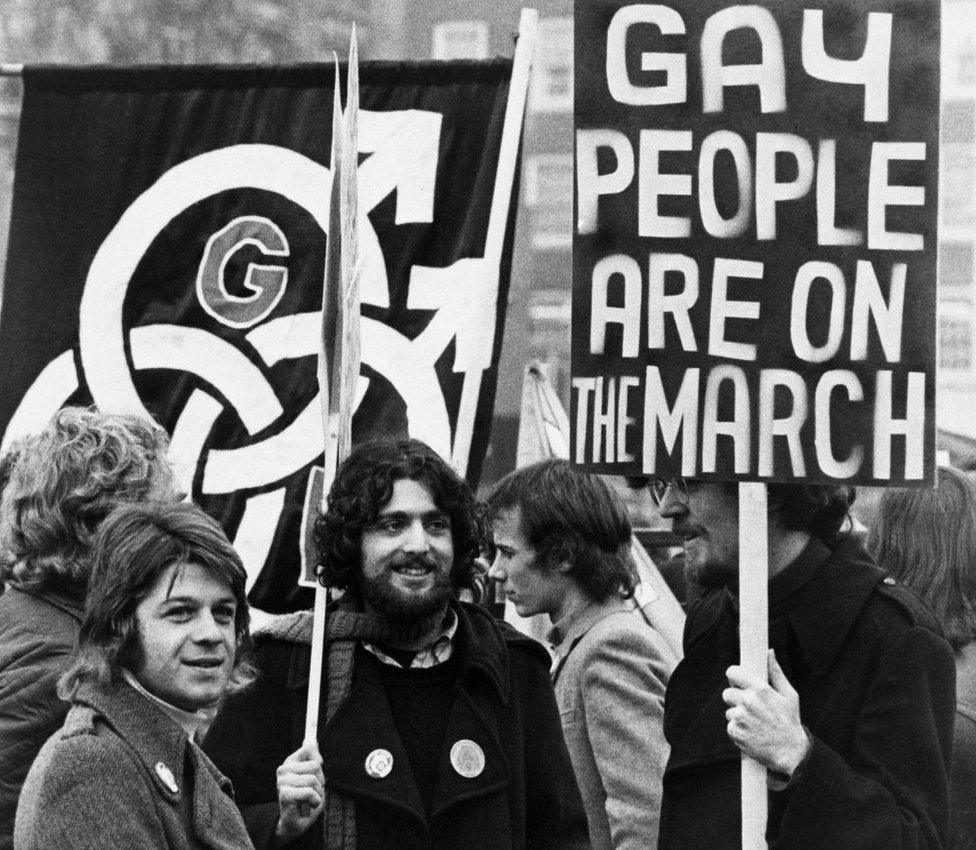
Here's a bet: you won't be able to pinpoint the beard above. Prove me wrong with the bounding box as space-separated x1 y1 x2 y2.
684 558 739 601
360 555 454 643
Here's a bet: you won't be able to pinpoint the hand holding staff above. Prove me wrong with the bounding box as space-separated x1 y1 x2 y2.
276 742 326 843
294 26 361 828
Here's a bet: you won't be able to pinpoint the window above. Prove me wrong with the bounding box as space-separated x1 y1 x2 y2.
943 100 975 144
529 17 572 113
524 154 573 249
941 100 976 227
939 315 974 371
527 291 572 400
960 36 976 85
432 20 488 60
939 242 974 297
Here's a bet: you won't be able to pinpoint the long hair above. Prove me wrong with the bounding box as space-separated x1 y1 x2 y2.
314 438 486 596
59 500 254 699
716 481 854 545
867 466 976 652
487 459 636 602
0 407 174 598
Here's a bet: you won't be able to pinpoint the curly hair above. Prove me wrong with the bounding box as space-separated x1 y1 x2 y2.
313 438 486 596
59 500 254 699
867 467 976 652
487 459 636 603
0 407 175 598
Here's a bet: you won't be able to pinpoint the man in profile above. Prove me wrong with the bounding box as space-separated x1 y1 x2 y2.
205 438 589 850
655 479 954 849
488 459 677 850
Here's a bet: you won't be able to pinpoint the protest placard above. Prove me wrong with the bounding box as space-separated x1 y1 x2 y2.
573 0 940 486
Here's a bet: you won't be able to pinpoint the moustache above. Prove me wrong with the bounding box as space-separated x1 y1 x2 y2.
391 555 438 570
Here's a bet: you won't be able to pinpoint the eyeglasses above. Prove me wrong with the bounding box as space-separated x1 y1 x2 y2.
647 476 690 506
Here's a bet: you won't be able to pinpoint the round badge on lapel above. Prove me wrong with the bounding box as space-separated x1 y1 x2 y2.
155 761 179 794
450 739 485 779
365 748 394 779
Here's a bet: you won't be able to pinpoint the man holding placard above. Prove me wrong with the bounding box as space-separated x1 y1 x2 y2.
654 479 954 849
573 0 948 845
203 437 589 850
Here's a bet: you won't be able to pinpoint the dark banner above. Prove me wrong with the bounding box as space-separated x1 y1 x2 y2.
0 61 518 612
572 0 940 486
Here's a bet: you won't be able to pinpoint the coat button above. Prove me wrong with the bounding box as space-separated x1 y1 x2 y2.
450 739 485 779
365 748 394 779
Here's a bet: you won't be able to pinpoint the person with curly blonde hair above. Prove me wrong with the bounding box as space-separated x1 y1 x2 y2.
0 406 178 850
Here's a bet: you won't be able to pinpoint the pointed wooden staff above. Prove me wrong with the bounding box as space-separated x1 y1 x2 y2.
305 27 361 750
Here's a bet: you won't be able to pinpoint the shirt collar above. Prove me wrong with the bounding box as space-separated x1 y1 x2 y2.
362 606 458 668
121 669 215 741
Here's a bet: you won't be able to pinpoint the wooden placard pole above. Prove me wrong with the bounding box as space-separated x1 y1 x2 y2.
305 28 361 748
739 481 769 849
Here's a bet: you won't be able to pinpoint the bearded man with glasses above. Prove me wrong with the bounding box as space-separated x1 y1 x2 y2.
653 479 955 850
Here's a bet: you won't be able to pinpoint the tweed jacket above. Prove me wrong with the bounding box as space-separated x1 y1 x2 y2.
204 600 590 850
0 586 82 850
550 598 678 850
14 678 253 850
659 537 955 850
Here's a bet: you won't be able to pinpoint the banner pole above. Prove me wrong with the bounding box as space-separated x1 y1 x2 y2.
450 7 537 474
739 481 769 850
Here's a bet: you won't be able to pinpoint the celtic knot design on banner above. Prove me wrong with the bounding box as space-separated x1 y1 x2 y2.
3 109 503 597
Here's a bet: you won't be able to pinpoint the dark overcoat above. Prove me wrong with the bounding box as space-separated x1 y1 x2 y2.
659 538 955 850
204 600 590 850
950 643 976 850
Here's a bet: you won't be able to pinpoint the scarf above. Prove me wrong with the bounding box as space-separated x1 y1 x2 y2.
264 603 397 850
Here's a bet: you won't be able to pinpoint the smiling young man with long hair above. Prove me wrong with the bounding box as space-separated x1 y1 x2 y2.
14 501 255 849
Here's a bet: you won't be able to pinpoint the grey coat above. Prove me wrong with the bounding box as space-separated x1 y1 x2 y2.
14 678 253 850
551 599 678 850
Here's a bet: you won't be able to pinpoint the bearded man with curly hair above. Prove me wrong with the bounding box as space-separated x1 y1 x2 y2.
204 437 589 850
0 406 178 849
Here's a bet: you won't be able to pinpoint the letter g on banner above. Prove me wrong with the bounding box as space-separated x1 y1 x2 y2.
69 115 454 592
197 215 290 329
79 143 332 422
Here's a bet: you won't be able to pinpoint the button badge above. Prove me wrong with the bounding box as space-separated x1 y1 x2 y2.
450 739 485 779
365 748 394 779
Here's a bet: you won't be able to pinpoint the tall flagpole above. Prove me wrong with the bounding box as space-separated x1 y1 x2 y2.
305 29 361 749
450 8 537 475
